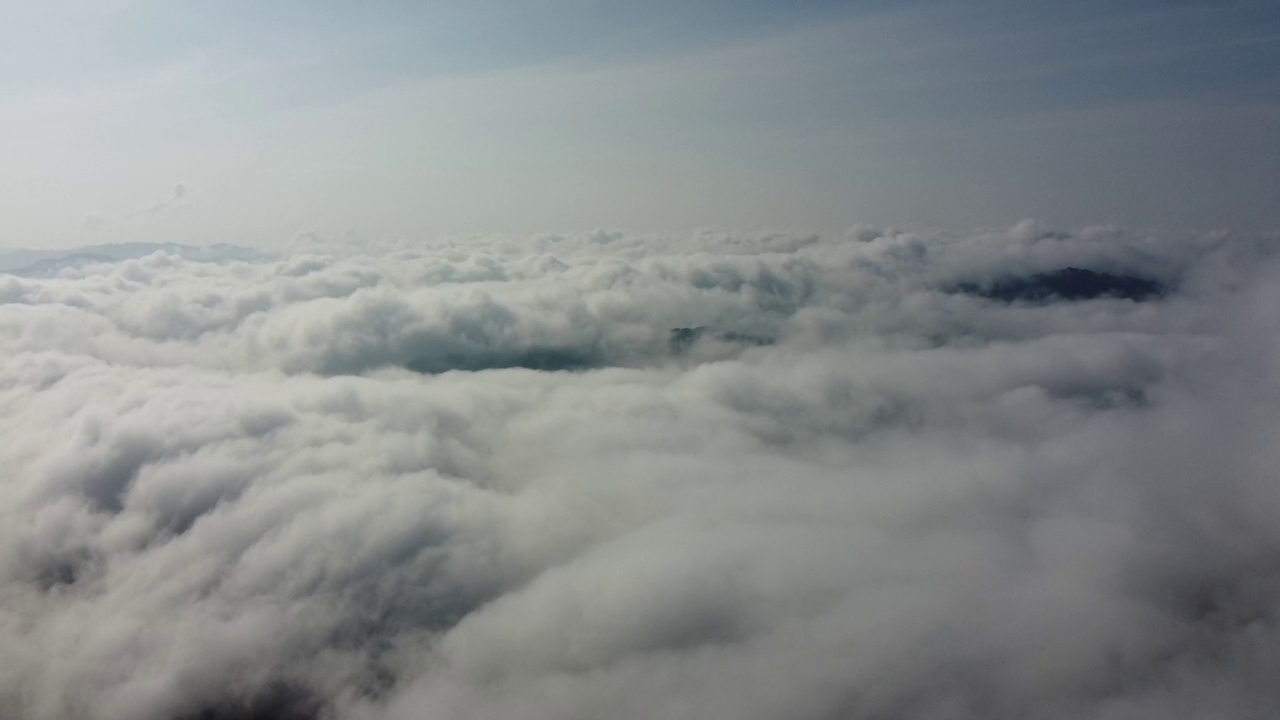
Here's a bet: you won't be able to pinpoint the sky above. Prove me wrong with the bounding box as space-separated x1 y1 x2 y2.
2 0 1278 248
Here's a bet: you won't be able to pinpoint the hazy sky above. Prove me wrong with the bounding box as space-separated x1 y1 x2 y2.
3 0 1278 248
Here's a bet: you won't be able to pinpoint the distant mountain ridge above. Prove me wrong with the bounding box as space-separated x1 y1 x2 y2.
0 242 268 275
954 267 1168 303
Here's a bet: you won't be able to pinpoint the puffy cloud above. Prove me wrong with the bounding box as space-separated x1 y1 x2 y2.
1 223 1279 719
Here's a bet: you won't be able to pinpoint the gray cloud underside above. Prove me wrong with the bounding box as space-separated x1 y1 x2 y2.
3 221 1280 720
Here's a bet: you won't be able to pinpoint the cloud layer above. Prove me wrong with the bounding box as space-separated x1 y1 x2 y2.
2 222 1279 720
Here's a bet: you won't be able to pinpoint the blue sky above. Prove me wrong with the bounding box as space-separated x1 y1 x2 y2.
2 0 1278 248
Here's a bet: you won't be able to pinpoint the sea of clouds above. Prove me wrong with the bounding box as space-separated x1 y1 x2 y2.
2 221 1279 720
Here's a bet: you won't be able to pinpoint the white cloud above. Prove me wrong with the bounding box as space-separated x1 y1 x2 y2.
1 223 1279 719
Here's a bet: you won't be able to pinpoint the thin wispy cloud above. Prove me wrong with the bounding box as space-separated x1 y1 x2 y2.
125 183 192 218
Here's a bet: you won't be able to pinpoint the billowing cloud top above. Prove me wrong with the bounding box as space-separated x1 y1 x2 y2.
2 223 1279 720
